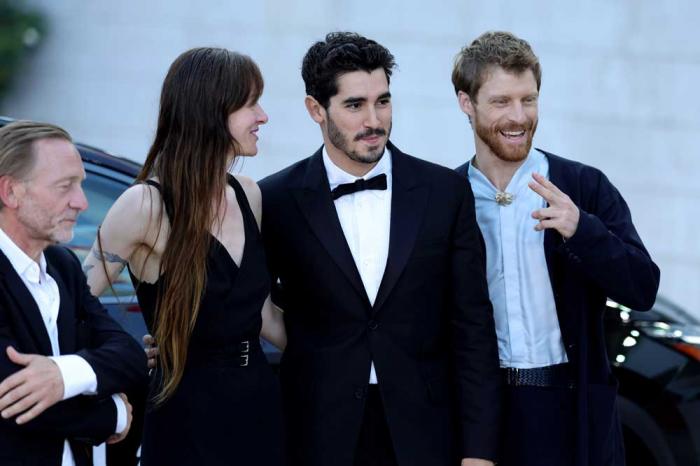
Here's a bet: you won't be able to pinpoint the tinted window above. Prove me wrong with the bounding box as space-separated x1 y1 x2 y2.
68 164 135 298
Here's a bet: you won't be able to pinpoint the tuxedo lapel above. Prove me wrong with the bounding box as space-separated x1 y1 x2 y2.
292 148 370 304
47 260 76 355
374 144 429 312
0 251 53 355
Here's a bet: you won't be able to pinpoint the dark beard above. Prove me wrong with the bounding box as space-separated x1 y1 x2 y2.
327 115 390 164
474 115 537 163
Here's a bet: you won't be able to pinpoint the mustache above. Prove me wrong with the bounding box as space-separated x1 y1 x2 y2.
499 120 536 133
354 128 387 141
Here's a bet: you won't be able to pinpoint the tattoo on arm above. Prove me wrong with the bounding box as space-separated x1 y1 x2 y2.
92 249 129 266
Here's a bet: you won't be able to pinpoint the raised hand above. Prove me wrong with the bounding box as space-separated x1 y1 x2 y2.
528 172 580 240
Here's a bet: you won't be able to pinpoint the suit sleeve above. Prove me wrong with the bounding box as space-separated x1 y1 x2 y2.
450 179 502 461
260 181 287 310
75 285 149 395
65 249 149 395
560 170 660 310
0 307 117 443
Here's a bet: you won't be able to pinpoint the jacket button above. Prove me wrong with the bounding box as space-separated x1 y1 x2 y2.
368 320 378 330
354 388 366 400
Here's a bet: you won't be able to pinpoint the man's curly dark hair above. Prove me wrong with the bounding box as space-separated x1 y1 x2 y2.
302 32 396 108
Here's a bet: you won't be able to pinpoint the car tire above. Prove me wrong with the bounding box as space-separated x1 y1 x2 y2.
618 396 676 466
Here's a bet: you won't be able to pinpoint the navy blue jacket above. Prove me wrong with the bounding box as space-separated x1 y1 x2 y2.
456 149 660 466
0 245 148 466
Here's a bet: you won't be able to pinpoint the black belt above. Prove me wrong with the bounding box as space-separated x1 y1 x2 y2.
187 339 255 367
501 363 573 388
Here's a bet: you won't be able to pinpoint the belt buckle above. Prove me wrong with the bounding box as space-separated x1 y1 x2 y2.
240 340 250 367
505 367 520 386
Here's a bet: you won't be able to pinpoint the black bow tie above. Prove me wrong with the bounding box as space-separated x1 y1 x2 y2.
331 174 387 200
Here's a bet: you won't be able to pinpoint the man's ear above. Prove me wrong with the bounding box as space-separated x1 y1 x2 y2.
457 90 475 118
305 95 327 124
0 176 21 209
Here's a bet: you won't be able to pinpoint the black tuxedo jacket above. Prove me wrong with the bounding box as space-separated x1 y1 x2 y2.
0 245 148 466
261 142 501 466
456 149 660 466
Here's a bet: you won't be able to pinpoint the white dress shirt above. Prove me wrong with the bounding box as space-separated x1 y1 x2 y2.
322 147 392 384
468 149 568 369
0 227 126 466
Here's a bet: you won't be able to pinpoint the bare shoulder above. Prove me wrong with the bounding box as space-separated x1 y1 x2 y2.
101 181 166 241
233 175 262 225
233 175 261 199
114 182 164 218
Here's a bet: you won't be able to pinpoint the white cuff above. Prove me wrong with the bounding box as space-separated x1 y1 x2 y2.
111 394 128 435
49 355 98 400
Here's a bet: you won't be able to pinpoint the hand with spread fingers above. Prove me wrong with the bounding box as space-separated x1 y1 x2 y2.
528 172 580 240
0 346 64 424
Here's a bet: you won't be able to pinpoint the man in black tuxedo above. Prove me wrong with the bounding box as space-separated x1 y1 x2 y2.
451 32 660 466
260 32 501 466
0 121 148 466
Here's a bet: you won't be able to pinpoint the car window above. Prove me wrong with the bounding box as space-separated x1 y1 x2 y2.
68 163 135 298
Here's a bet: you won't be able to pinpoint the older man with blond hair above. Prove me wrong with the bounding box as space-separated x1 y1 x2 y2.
0 120 147 466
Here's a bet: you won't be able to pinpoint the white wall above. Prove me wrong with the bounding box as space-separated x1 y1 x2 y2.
3 0 698 314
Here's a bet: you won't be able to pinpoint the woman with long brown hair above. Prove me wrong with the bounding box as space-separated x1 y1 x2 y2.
83 47 286 465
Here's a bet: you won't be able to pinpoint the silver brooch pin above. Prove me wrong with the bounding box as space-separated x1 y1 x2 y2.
495 191 514 206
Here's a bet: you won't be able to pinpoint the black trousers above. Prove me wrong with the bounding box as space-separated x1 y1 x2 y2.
353 385 399 466
499 384 576 466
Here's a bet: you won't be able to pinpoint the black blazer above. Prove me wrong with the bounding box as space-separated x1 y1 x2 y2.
261 142 501 466
0 245 148 466
456 149 660 466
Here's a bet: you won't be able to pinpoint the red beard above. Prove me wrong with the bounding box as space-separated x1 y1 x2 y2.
474 115 537 163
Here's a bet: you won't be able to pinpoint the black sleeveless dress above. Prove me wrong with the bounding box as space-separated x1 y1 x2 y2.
131 176 285 466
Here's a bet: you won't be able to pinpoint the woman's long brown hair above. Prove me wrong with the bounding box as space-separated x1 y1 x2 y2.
138 47 263 404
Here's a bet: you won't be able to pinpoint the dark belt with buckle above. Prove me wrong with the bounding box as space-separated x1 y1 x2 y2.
501 363 573 388
187 338 256 368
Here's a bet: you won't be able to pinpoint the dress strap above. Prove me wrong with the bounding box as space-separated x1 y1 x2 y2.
226 174 258 233
140 176 255 231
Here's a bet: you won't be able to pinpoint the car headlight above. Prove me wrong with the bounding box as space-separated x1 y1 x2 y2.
640 324 700 361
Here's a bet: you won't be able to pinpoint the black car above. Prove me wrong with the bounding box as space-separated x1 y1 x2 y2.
607 297 700 466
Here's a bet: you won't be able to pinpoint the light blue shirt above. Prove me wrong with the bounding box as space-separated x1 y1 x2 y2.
468 149 568 369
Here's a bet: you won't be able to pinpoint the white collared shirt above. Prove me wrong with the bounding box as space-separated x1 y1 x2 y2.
0 227 126 466
468 149 568 369
322 147 392 384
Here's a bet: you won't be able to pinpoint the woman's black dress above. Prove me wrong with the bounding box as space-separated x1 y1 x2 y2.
131 176 285 466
